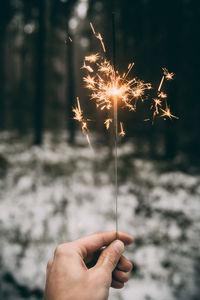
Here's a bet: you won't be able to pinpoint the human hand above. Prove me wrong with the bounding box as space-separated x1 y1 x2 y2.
44 231 133 300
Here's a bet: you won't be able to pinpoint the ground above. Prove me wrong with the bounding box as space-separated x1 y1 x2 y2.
0 132 200 300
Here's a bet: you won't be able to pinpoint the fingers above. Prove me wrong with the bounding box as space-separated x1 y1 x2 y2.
74 231 133 259
111 279 124 289
111 261 132 290
117 255 133 272
94 240 124 273
113 269 129 283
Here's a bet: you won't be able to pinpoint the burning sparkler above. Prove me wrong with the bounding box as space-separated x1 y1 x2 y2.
72 19 178 238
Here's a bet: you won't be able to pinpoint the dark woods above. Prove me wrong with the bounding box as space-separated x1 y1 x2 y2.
0 0 199 166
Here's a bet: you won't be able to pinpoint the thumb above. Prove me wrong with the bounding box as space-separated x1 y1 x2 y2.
96 240 124 273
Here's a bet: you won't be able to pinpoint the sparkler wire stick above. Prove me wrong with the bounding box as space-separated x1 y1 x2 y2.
112 12 119 240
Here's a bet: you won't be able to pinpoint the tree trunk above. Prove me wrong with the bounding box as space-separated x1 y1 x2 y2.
66 29 76 144
0 26 6 130
34 0 46 145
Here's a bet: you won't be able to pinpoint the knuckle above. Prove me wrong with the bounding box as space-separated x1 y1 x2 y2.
129 261 133 271
54 244 65 257
54 243 75 258
121 271 129 282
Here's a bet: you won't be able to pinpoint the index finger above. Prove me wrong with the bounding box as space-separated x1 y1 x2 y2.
74 231 134 258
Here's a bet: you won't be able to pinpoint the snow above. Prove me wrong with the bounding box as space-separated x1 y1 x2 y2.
0 132 200 299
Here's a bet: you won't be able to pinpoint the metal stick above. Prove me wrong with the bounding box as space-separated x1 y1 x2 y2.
112 12 119 240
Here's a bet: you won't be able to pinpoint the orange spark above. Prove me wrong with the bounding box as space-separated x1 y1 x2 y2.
83 75 95 89
158 91 167 99
104 118 112 130
81 62 94 73
163 67 175 80
160 106 179 119
90 22 96 35
73 97 93 150
90 22 106 52
119 122 125 137
83 55 151 113
73 23 178 152
153 98 162 114
85 53 100 63
72 97 83 122
158 76 165 92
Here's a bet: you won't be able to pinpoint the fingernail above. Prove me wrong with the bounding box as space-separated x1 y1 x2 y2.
113 240 124 254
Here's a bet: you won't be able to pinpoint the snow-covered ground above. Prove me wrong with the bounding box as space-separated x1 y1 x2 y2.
0 132 200 300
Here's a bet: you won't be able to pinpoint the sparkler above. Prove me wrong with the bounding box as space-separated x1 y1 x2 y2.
72 18 178 239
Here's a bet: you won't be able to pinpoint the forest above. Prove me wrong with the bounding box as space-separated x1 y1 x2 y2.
0 0 199 163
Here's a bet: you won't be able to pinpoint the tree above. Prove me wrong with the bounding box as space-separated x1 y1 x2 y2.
34 0 46 145
0 1 14 130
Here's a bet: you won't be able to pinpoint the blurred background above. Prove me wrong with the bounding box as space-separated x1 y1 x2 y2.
0 0 200 299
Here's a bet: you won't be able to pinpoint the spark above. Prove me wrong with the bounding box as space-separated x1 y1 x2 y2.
119 122 125 137
158 76 165 92
73 24 178 150
153 98 162 114
81 62 94 73
158 68 174 92
82 55 151 113
163 67 175 80
90 22 106 52
72 97 93 150
72 97 83 123
90 22 96 35
123 62 135 79
104 118 112 130
85 53 100 63
83 75 95 89
158 91 167 99
160 106 179 119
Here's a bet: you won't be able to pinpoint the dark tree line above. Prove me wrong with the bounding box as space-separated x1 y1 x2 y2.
0 0 199 165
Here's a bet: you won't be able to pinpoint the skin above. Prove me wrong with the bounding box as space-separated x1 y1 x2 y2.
44 231 133 300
